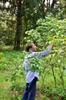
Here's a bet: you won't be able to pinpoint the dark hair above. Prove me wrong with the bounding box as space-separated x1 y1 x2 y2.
26 43 33 52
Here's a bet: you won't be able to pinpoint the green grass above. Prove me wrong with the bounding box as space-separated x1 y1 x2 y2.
0 50 24 100
0 71 11 100
0 50 66 100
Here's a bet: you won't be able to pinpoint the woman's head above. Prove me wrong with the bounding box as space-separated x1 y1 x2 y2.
26 42 37 52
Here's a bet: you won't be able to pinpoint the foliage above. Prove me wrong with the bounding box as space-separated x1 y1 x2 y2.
0 10 16 45
0 50 26 99
0 0 66 99
24 14 66 47
0 48 66 99
0 0 66 48
0 13 66 99
23 14 66 89
9 15 66 99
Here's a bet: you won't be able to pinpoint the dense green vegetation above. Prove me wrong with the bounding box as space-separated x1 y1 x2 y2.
0 0 66 49
0 49 66 100
0 15 66 99
0 0 66 100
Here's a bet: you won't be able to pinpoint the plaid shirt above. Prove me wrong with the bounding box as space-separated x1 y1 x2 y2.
22 48 51 83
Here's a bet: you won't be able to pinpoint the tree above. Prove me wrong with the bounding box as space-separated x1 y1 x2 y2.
14 0 22 50
0 0 65 49
51 0 57 9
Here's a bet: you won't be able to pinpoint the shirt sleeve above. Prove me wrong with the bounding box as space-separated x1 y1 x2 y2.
27 48 51 59
22 58 29 70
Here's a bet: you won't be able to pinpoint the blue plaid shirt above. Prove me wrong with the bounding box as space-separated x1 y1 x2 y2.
22 48 51 83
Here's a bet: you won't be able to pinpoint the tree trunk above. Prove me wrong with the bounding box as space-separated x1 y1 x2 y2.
14 0 22 50
40 0 46 18
51 0 57 9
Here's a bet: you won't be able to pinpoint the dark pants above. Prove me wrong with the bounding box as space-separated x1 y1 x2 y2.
22 77 37 100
